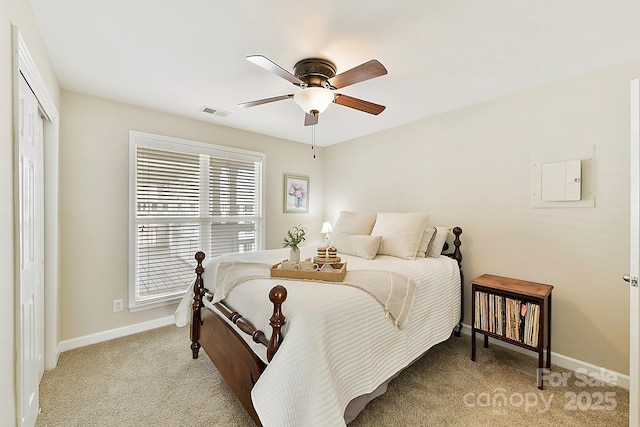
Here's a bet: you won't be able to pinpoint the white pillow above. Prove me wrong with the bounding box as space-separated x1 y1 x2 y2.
416 226 437 257
371 212 428 260
427 227 451 257
330 232 382 260
331 211 377 236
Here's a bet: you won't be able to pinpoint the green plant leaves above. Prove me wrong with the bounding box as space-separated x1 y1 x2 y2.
282 224 306 251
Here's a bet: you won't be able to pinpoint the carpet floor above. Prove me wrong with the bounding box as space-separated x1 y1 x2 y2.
35 325 628 426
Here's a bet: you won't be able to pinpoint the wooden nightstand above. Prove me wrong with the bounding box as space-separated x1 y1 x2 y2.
470 274 553 389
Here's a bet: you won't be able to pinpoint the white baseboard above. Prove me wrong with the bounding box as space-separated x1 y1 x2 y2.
58 315 176 353
460 323 630 390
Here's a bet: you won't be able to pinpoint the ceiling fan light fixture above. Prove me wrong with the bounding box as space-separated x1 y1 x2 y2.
293 87 334 114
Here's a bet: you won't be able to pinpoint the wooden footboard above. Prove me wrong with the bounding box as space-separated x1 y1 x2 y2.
198 307 265 424
190 251 286 426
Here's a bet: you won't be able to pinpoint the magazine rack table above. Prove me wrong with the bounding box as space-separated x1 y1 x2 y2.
470 274 553 389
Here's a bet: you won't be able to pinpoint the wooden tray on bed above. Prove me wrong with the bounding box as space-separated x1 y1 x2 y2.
270 261 347 282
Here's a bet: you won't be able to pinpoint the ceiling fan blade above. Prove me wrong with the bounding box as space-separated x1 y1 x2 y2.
304 112 319 126
328 59 388 89
333 94 386 115
246 55 304 86
238 94 294 108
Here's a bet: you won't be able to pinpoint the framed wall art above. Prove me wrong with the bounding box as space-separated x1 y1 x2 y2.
284 174 309 213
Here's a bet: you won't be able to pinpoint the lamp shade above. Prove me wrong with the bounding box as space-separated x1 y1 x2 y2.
293 87 335 114
320 221 333 234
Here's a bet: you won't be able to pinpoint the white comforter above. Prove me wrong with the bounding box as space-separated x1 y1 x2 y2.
175 246 461 427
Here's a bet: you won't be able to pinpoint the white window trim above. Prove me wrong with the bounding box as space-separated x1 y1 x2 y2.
128 131 266 311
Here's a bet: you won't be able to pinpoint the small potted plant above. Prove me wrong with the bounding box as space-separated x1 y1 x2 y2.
283 225 306 262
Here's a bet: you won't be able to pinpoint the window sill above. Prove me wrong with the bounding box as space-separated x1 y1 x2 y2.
128 293 185 312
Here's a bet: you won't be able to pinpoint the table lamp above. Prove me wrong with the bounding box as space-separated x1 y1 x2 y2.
320 222 333 245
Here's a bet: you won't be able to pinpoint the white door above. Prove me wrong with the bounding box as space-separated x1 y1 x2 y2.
629 78 640 427
17 72 45 427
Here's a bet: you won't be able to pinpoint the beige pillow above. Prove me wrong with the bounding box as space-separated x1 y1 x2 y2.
330 232 382 260
416 226 437 257
427 227 451 257
371 212 428 260
331 211 377 236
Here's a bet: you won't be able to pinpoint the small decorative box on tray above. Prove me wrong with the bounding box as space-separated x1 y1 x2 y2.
270 261 347 282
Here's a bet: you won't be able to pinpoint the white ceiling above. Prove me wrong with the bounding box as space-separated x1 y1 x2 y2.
28 0 640 146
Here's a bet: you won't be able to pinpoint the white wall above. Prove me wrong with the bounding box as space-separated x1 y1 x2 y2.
58 90 325 341
0 0 60 425
324 59 640 375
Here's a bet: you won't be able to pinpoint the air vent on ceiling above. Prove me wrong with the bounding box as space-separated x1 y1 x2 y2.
201 106 230 117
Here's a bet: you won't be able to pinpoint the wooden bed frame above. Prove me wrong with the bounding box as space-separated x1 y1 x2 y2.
190 226 463 425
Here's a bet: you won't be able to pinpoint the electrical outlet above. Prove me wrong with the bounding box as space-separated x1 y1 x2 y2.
113 299 123 312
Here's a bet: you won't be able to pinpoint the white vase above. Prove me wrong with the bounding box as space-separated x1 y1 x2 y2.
289 247 300 263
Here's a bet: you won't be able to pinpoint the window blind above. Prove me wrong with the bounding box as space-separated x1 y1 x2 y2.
130 132 264 309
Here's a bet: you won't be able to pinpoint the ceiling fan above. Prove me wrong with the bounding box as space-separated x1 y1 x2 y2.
238 55 388 126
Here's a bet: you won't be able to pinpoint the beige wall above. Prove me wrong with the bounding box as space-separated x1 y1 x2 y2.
0 0 60 424
58 90 325 340
324 59 640 375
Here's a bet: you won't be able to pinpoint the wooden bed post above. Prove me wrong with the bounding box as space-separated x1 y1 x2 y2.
191 251 206 359
451 227 463 337
267 285 287 362
451 227 462 266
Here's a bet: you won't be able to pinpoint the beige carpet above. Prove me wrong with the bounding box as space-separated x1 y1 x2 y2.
36 325 628 426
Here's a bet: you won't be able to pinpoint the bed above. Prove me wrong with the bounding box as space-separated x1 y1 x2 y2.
175 214 463 427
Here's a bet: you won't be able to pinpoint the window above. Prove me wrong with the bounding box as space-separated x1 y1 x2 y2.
129 131 265 310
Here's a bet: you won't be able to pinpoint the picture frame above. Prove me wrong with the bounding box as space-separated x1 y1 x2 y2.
283 174 309 213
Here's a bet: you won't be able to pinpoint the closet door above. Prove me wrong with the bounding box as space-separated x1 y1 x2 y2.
17 72 45 427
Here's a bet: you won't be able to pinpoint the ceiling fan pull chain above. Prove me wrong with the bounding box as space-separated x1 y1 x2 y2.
312 124 316 159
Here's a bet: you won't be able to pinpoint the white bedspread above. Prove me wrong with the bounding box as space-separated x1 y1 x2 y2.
175 246 461 427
